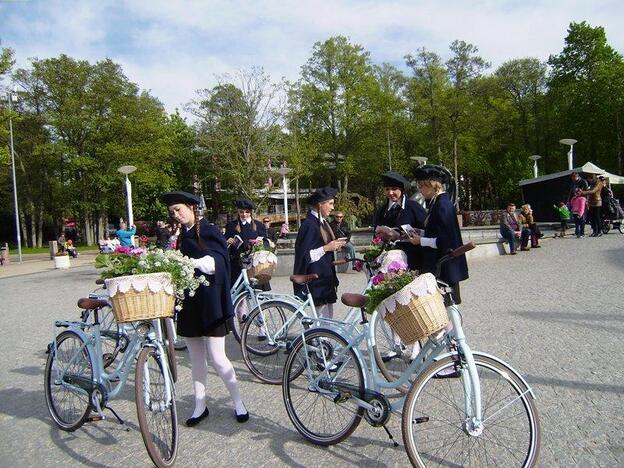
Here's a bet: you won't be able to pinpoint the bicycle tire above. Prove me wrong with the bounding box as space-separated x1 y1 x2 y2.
282 328 365 445
44 330 93 431
602 220 611 234
240 300 298 384
402 354 541 467
618 221 624 234
231 292 254 343
135 346 179 468
161 318 178 383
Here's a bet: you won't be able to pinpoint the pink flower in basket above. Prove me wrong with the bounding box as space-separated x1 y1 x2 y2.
371 273 385 286
248 239 260 246
115 245 132 254
386 260 407 273
130 247 146 256
372 235 383 246
353 260 363 272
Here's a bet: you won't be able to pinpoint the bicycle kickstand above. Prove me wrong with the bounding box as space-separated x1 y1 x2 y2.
105 405 129 431
382 425 399 448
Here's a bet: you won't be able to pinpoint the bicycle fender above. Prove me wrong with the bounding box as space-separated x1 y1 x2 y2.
434 350 536 399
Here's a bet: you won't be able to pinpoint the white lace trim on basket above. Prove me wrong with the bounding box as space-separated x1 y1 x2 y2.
378 249 408 273
378 273 440 318
105 272 174 297
249 250 278 267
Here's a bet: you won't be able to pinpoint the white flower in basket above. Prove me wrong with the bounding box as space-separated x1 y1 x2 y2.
377 273 449 344
96 247 209 322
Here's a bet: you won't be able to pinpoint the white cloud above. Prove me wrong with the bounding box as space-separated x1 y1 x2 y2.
1 0 622 115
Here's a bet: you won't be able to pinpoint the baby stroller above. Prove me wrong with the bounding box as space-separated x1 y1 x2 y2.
601 197 624 234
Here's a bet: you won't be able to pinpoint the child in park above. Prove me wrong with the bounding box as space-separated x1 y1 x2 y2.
553 202 571 238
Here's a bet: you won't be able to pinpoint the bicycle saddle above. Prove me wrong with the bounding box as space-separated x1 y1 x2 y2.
289 274 319 285
341 293 367 308
77 298 109 310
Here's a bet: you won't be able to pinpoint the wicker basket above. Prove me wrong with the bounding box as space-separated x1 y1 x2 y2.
105 273 175 323
248 262 275 285
384 292 448 344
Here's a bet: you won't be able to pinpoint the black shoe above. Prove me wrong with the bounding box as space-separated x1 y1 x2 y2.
186 407 209 427
257 335 267 342
381 351 398 363
235 410 249 423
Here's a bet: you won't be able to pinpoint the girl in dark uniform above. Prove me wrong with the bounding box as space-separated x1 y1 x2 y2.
293 187 347 319
224 199 270 289
373 171 426 271
162 191 248 427
407 166 468 303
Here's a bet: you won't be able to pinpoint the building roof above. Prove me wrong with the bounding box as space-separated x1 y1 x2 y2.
519 162 624 186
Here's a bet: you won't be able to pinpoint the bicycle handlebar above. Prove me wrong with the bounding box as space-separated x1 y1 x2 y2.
434 241 475 278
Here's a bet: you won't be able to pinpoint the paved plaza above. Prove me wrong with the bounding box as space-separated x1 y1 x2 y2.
0 234 623 467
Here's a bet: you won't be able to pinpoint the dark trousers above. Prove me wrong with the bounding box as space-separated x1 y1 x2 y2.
520 228 531 248
500 228 517 252
588 206 601 234
573 214 585 237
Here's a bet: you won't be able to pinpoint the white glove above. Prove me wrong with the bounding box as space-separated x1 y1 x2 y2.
192 255 215 274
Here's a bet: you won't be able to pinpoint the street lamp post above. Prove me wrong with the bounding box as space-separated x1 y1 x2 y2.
559 139 577 170
529 155 541 178
276 167 291 227
7 89 22 262
117 165 137 234
410 156 428 166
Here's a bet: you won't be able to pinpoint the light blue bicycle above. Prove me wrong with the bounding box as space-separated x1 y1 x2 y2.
44 297 178 468
281 242 541 467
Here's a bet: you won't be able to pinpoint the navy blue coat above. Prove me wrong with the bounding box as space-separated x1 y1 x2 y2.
224 218 268 287
293 212 338 305
421 192 468 284
177 219 234 337
373 196 426 271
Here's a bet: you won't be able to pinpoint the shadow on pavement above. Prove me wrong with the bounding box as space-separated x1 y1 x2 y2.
526 374 624 395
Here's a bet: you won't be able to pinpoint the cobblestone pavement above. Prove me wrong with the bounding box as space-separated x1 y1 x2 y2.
1 234 622 467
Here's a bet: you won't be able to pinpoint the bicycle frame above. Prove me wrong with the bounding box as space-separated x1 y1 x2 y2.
51 316 174 413
299 301 485 423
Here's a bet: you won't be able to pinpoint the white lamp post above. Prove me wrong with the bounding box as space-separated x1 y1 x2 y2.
7 89 21 262
276 167 291 226
559 139 577 170
118 165 137 229
529 155 541 178
411 156 428 166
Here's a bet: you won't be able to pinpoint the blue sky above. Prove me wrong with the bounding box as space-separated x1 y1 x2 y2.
1 0 622 115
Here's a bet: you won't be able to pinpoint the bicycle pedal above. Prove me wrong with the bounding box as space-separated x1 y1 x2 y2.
87 415 105 422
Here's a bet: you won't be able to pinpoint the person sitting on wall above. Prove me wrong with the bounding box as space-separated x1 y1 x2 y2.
499 203 528 254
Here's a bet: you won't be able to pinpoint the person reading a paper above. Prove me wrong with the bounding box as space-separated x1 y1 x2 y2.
372 171 426 271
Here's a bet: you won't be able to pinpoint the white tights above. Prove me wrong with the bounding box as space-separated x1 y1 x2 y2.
185 336 246 418
316 303 334 319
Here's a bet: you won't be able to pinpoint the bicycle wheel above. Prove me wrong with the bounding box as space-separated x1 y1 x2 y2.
602 219 611 234
135 346 179 468
618 221 624 234
44 330 93 431
232 292 255 343
241 300 299 384
161 319 178 383
402 354 541 467
282 328 364 445
372 311 419 394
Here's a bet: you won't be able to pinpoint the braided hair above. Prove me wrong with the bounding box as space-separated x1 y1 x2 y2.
317 203 335 244
175 204 205 251
234 210 257 234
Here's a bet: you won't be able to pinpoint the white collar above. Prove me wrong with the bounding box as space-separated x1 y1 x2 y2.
387 195 406 210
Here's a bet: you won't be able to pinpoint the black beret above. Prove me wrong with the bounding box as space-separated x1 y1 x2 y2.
413 165 450 183
235 198 256 210
308 187 338 206
382 171 409 190
161 191 201 206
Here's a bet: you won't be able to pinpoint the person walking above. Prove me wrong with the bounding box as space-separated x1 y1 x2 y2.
570 188 587 238
162 191 248 426
581 174 603 237
115 221 136 247
293 187 346 319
